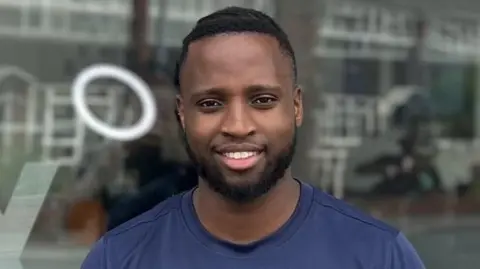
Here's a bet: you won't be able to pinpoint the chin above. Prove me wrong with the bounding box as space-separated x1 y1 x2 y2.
221 166 265 184
205 170 281 203
224 176 263 189
217 183 269 203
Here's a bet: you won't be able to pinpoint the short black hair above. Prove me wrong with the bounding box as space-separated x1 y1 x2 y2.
173 6 297 91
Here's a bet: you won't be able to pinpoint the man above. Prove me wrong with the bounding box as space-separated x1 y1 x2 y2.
81 6 425 269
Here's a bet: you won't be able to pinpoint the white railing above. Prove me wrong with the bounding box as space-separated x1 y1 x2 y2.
0 66 130 166
0 0 275 45
309 93 378 198
308 89 422 198
165 0 275 20
41 84 124 165
0 66 40 164
317 0 480 59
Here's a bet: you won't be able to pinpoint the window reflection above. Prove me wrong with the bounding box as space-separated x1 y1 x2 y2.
0 0 478 268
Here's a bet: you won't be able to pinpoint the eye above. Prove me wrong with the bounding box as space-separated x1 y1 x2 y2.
251 96 277 107
197 99 223 112
198 99 221 107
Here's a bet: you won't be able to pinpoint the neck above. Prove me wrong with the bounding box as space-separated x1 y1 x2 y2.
193 171 300 244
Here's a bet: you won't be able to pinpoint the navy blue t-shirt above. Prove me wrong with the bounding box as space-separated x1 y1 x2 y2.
82 181 424 269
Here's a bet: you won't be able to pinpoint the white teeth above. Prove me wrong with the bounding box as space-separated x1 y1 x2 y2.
224 151 257 159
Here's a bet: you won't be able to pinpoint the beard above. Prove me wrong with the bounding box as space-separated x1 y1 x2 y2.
182 128 297 204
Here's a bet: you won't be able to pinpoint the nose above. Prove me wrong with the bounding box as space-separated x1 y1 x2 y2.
221 101 255 138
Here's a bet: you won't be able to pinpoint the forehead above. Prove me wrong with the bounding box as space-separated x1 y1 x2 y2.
180 33 291 93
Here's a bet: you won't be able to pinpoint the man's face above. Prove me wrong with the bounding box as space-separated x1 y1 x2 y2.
177 33 303 203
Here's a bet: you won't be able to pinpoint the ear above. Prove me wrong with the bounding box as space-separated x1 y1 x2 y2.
293 86 303 127
176 95 185 130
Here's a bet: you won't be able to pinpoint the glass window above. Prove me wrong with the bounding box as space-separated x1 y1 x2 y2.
108 16 128 40
166 0 186 13
0 7 22 28
1 2 480 269
392 60 408 85
70 12 93 34
69 11 121 40
162 19 192 46
343 58 380 95
27 8 43 28
50 10 67 31
428 62 475 138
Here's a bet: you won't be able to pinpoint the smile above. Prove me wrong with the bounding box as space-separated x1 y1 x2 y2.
223 151 258 159
218 151 263 171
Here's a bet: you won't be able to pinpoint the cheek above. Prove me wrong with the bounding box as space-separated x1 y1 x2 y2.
256 113 296 148
273 122 295 144
184 115 221 149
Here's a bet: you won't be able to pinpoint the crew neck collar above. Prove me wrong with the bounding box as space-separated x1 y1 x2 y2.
180 179 314 257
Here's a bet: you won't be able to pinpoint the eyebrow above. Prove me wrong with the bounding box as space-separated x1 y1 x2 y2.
189 87 225 102
245 84 283 94
189 84 282 101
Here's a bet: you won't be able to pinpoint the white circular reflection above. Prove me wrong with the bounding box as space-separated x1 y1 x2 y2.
72 64 156 141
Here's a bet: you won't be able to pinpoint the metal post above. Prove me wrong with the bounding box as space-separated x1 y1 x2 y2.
156 0 169 68
274 0 321 184
407 12 427 88
130 0 150 81
129 0 170 86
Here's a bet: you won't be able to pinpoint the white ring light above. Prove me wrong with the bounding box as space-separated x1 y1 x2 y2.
72 64 157 141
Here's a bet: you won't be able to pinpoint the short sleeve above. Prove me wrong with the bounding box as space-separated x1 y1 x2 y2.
384 232 425 269
81 237 107 269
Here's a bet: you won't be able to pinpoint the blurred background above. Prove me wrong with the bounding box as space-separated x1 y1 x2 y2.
1 0 480 268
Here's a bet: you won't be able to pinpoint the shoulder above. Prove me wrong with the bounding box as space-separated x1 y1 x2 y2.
106 192 182 236
313 186 399 234
305 185 424 268
309 186 400 238
81 193 185 269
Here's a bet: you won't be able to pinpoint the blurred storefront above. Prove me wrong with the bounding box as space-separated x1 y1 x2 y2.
0 0 479 268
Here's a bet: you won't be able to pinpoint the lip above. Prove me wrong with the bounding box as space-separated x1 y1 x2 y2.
214 143 265 171
215 143 264 153
216 151 264 171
